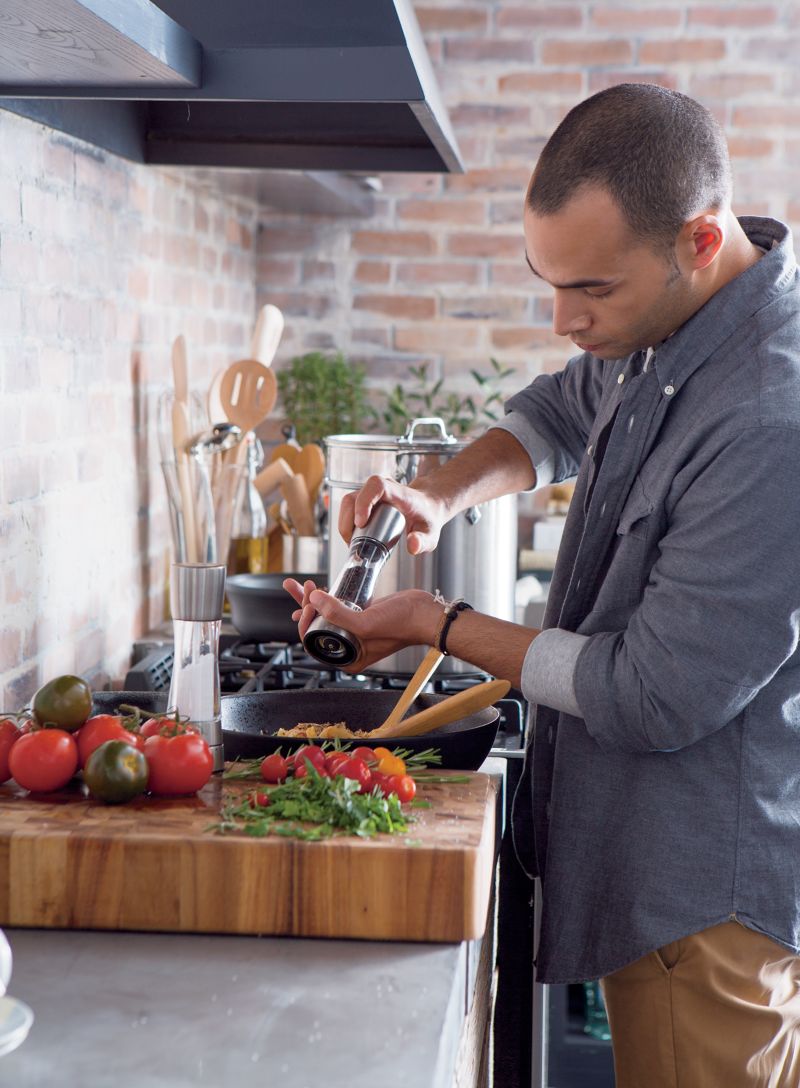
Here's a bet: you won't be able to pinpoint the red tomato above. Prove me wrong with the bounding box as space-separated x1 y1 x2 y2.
260 753 289 784
250 791 271 808
387 774 417 804
143 732 213 795
292 745 326 773
294 760 328 780
140 715 196 739
0 718 22 783
325 751 350 775
77 715 144 769
339 757 372 793
351 746 379 765
370 769 392 798
8 729 79 792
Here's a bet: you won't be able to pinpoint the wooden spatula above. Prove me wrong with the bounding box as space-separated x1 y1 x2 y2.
219 359 278 433
371 647 444 738
370 678 510 740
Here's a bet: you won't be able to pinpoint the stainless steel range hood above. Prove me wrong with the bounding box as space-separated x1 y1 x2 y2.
0 0 463 175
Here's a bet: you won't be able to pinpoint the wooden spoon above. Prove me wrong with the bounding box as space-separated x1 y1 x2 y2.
251 303 284 366
170 336 198 563
295 443 325 505
372 647 444 738
370 678 510 741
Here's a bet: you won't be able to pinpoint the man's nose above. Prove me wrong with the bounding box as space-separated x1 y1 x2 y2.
552 291 591 337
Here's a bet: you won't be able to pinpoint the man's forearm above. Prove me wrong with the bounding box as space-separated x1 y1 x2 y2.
411 427 536 519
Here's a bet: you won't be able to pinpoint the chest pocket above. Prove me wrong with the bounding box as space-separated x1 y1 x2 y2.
616 476 655 540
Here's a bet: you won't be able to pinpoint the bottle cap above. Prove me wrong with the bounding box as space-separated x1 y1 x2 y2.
170 564 226 621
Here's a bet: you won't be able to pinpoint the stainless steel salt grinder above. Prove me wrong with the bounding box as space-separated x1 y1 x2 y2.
304 504 406 667
168 563 227 772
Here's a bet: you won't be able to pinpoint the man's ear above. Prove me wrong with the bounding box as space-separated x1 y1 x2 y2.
679 214 724 270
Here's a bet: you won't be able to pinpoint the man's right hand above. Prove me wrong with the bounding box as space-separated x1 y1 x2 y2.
337 474 448 555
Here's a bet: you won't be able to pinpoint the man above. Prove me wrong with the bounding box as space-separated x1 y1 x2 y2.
285 84 800 1085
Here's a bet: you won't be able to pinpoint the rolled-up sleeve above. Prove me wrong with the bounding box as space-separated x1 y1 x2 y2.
573 425 800 753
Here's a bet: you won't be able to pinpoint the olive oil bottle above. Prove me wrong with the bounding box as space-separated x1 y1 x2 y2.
227 435 270 577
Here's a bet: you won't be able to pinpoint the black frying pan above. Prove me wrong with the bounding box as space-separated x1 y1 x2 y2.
92 689 500 771
225 572 318 642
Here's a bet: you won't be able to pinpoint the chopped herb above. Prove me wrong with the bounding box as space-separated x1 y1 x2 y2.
213 765 412 841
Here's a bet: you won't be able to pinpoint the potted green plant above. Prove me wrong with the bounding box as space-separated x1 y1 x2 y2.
368 357 517 437
276 351 369 445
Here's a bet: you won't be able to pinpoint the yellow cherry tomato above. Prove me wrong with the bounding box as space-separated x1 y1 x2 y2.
377 754 407 777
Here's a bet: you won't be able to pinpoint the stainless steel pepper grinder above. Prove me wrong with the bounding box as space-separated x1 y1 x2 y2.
303 504 406 667
168 563 226 771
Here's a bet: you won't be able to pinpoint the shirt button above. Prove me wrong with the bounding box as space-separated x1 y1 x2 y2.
628 414 635 431
664 384 675 395
587 443 593 457
600 501 607 515
617 373 625 385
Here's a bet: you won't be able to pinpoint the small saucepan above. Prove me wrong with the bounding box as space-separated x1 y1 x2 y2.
225 571 318 643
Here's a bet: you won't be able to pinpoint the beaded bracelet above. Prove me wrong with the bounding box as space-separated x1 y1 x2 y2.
434 598 474 656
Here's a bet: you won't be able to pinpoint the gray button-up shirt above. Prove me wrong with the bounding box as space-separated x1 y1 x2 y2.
497 217 800 984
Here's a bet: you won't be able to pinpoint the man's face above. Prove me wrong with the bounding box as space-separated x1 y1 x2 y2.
523 185 700 360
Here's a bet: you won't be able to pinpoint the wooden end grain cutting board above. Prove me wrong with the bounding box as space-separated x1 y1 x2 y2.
0 770 498 943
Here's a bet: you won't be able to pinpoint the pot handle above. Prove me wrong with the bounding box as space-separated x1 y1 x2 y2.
400 417 458 445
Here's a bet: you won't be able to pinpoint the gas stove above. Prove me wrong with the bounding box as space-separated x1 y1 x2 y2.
127 628 526 759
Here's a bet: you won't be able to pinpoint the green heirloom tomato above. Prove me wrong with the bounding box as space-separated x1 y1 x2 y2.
32 674 93 732
84 740 148 804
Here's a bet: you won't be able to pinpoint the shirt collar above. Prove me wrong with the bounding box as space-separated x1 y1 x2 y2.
647 217 796 393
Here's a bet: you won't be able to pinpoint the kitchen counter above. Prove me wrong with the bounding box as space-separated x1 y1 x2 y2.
2 926 489 1088
0 760 507 1087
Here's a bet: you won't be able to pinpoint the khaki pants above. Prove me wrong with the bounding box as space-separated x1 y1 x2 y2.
600 921 800 1087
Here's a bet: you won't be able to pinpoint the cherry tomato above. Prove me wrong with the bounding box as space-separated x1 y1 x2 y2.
325 751 350 775
377 753 407 777
77 715 144 769
387 774 417 803
351 746 379 765
140 715 196 739
370 769 392 798
250 791 271 808
260 753 289 784
293 745 326 773
339 757 372 793
0 718 22 783
8 729 79 792
143 732 213 795
294 760 328 780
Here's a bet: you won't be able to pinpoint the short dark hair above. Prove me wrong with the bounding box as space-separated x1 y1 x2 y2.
527 83 732 251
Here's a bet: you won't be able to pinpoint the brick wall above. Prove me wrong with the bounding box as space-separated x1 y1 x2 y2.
258 0 800 416
0 110 261 704
1 1 799 702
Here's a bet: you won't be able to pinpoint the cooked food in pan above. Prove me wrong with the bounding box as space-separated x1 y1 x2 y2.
274 721 371 740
